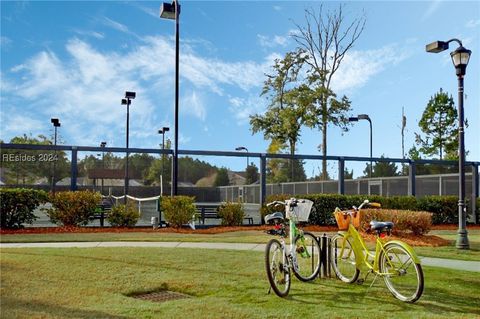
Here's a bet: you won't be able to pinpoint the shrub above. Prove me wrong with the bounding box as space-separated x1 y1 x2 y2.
107 202 139 227
46 190 101 227
218 202 244 226
262 193 447 226
359 209 432 235
161 196 196 228
417 196 458 224
261 194 291 222
0 188 48 229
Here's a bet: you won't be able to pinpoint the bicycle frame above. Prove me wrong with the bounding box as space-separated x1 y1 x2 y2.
338 223 421 275
276 218 308 273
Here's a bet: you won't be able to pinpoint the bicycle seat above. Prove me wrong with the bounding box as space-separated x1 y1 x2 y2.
264 212 284 224
370 221 394 232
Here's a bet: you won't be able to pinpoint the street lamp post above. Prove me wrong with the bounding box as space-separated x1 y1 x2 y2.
235 146 249 169
158 127 170 195
349 114 372 177
160 0 180 196
427 39 471 249
121 91 136 204
50 118 60 193
100 141 106 195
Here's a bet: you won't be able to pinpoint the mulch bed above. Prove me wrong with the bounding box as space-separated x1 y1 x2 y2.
2 224 478 247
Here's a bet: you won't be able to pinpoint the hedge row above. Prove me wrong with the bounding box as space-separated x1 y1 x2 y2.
263 194 477 226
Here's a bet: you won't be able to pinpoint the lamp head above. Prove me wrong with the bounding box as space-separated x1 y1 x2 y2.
450 46 471 76
426 41 449 53
357 114 370 121
160 2 180 20
100 141 107 147
163 127 170 132
51 118 61 127
121 98 128 105
125 91 136 99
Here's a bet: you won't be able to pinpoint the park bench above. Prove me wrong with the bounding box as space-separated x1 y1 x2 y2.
195 203 253 225
91 198 113 227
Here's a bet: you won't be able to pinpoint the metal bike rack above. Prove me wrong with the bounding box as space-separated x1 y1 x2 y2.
319 233 332 278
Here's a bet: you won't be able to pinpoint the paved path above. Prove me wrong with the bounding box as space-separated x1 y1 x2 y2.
1 241 479 272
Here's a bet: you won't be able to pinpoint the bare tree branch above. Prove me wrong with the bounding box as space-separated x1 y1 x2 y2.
292 4 366 179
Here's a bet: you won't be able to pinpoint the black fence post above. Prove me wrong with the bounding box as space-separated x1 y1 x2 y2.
71 147 78 191
338 158 345 195
260 154 266 206
408 160 416 196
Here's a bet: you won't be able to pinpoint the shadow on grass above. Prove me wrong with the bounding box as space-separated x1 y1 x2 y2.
1 296 129 319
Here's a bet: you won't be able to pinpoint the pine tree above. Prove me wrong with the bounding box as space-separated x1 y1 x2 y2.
416 88 459 160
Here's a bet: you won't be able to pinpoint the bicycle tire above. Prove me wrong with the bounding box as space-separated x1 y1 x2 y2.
265 238 290 297
379 242 424 303
330 233 360 283
293 231 321 282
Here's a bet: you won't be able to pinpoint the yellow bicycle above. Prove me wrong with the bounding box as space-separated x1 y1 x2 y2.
330 200 424 303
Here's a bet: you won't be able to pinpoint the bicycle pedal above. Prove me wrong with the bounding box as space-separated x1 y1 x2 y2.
356 279 365 285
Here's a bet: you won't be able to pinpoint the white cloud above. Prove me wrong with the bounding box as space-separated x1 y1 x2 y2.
1 36 12 47
257 34 288 48
182 91 206 121
2 35 272 146
228 95 267 125
73 29 105 39
422 0 442 21
466 19 480 28
1 114 43 136
330 44 412 93
101 16 130 33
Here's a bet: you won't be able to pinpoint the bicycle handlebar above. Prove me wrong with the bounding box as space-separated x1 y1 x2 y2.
335 199 381 214
266 197 305 207
266 201 286 208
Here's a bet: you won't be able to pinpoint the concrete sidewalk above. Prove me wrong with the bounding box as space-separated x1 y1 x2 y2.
1 241 479 272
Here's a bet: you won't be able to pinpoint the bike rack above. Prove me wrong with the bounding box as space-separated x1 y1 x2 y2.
319 233 332 278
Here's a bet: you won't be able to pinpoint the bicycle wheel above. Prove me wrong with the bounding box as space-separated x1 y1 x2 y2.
293 231 321 282
330 233 359 283
265 238 290 297
379 242 424 303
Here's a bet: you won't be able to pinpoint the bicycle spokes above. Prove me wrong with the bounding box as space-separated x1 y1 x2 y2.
380 243 424 302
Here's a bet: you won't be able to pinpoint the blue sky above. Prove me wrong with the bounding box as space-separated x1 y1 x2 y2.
1 1 479 177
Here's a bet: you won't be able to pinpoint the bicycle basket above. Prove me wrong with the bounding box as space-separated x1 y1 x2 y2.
286 199 313 222
334 210 360 230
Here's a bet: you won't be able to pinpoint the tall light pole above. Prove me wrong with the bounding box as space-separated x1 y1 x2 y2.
160 0 180 196
235 146 249 169
50 118 60 193
158 127 170 195
349 114 372 177
427 39 471 249
100 141 106 195
121 91 136 204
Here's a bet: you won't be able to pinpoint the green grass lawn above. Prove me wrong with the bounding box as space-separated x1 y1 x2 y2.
1 247 479 319
0 230 274 244
415 230 480 261
2 229 480 261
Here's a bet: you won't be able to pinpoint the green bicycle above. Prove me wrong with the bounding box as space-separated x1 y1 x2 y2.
331 200 424 303
264 198 321 297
